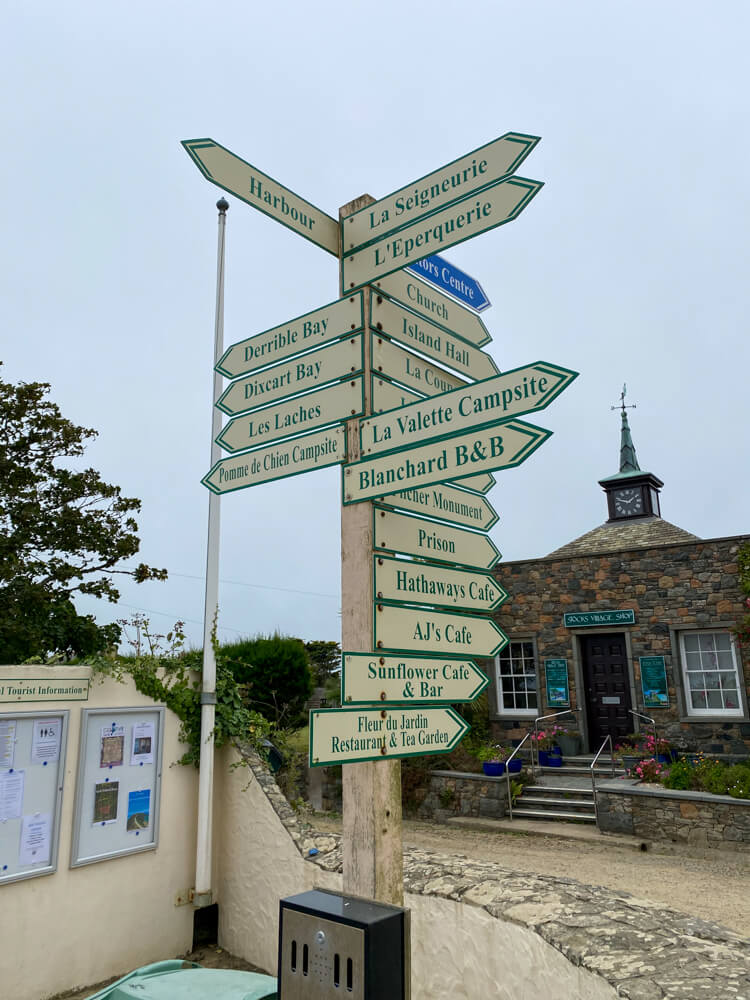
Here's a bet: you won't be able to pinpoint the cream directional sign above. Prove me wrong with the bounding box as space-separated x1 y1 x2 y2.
343 419 551 505
309 705 469 765
343 175 543 291
374 507 500 570
343 132 540 251
361 362 578 458
375 555 508 613
375 603 508 658
216 377 364 453
379 481 498 531
373 271 490 348
217 293 364 379
341 652 489 705
372 295 498 381
217 335 363 416
182 138 339 255
202 425 345 495
372 335 467 398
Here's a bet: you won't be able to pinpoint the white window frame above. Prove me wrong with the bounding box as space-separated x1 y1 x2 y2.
678 629 744 718
494 639 539 718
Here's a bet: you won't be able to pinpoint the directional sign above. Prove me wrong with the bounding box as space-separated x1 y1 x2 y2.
309 705 470 766
182 138 338 255
372 295 498 381
374 555 508 613
202 425 345 495
374 507 500 570
408 255 490 312
343 419 551 505
217 293 364 379
216 377 364 453
361 362 578 458
373 270 490 346
375 603 508 658
342 174 543 292
341 652 489 706
217 335 363 416
379 482 499 532
372 336 467 398
342 132 540 251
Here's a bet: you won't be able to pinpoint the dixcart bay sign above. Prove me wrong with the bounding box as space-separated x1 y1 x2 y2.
361 362 578 458
382 482 499 531
182 138 338 255
373 271 490 347
216 378 364 453
563 610 636 628
202 425 345 495
341 652 489 705
372 295 498 381
342 132 540 252
408 255 490 312
342 175 543 291
375 555 508 613
375 603 508 658
216 293 364 379
372 336 467 398
343 419 551 505
374 507 500 570
309 705 469 765
217 335 364 416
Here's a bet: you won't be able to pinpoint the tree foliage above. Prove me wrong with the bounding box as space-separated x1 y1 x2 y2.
0 367 166 663
217 633 313 726
303 639 341 686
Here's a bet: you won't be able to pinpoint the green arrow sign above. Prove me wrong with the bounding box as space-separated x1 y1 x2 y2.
374 506 500 570
372 295 498 381
342 132 540 252
375 603 508 658
217 335 364 416
182 138 338 255
309 705 470 766
361 361 578 458
343 419 551 505
343 174 543 292
372 335 468 398
216 293 364 379
341 652 489 705
375 555 508 613
372 271 491 347
379 481 498 531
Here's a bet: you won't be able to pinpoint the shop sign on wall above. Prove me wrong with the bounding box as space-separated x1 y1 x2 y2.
544 659 570 707
562 610 636 628
639 656 669 708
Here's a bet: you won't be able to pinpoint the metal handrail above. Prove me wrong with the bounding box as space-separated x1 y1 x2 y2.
590 735 615 825
504 732 531 821
532 709 580 773
628 709 658 757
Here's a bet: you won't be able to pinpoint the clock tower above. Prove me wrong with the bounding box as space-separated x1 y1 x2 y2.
599 387 663 522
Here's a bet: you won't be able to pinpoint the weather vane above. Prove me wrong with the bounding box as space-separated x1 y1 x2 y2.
611 383 636 414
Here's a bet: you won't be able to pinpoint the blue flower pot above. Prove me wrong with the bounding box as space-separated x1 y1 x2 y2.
482 761 505 776
538 749 563 767
506 758 523 774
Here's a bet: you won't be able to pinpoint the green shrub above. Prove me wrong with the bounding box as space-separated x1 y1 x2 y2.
662 758 693 790
220 633 313 727
726 764 750 800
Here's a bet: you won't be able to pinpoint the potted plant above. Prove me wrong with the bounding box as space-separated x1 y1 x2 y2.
531 726 565 767
636 733 674 763
556 727 582 757
475 742 510 776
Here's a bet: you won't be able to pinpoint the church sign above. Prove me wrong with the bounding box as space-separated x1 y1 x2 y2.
562 610 636 628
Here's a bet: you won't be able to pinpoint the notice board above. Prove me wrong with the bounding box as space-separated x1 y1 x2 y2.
71 706 164 867
0 710 69 885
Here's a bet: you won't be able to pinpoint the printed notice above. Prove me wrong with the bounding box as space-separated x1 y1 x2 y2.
19 813 51 866
130 722 154 766
100 724 125 768
126 789 151 832
31 718 62 764
0 769 24 821
0 720 16 769
93 781 119 824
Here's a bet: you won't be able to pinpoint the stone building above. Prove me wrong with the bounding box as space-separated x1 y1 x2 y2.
490 403 750 758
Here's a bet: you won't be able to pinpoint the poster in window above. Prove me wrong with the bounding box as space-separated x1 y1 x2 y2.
19 813 51 866
0 719 16 769
99 724 125 768
130 721 154 766
639 656 669 708
544 659 570 707
126 788 151 832
31 717 62 764
93 781 119 824
0 769 24 821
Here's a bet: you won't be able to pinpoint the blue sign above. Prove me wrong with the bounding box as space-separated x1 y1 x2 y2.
407 254 490 312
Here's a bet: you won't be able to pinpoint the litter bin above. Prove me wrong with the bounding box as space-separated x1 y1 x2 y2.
85 959 278 1000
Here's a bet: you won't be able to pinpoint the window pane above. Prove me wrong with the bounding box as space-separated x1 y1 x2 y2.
503 693 515 709
705 673 720 689
714 633 731 651
706 690 723 710
698 635 714 652
528 691 537 709
522 642 534 659
688 672 703 690
717 651 734 670
690 689 707 709
724 690 739 710
685 651 701 670
683 635 700 652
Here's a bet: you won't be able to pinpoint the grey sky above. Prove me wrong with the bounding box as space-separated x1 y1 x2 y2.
2 2 748 650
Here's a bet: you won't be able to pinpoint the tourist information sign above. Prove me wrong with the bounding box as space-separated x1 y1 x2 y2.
342 132 540 252
182 138 339 255
202 425 345 495
343 419 551 505
374 507 500 570
217 335 364 416
375 555 508 614
372 336 467 398
216 377 365 453
407 255 490 312
379 481 498 531
373 270 490 346
309 705 470 765
342 175 543 291
216 293 364 379
375 603 508 658
341 652 489 706
361 362 578 458
372 296 498 380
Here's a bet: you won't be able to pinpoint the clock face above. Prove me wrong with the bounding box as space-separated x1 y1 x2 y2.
613 487 643 516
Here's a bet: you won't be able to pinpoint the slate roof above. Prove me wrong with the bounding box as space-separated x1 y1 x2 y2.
546 515 700 558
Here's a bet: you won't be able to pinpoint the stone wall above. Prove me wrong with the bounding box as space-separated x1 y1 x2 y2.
596 781 750 850
416 769 507 821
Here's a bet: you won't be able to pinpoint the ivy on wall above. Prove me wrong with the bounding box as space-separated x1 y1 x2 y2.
734 542 750 647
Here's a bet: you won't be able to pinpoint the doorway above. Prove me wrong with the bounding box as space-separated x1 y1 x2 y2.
580 632 633 751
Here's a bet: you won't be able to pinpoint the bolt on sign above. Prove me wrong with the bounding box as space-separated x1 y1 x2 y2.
341 652 489 706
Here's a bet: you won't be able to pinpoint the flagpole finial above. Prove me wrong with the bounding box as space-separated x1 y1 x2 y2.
217 197 229 214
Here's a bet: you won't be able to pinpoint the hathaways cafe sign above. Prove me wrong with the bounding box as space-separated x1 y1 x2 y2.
562 610 636 628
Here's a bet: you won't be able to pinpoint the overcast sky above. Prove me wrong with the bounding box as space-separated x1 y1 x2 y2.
2 2 748 651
